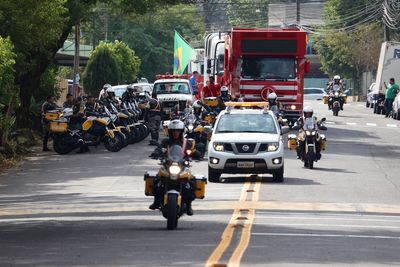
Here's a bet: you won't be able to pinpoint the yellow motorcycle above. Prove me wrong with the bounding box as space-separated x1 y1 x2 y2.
144 144 206 230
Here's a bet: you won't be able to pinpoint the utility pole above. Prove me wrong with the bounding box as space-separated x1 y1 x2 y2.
296 0 300 25
72 21 80 98
384 24 391 42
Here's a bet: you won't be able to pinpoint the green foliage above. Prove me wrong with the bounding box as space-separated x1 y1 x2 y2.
226 0 269 28
0 36 16 109
82 42 121 95
82 3 204 80
112 41 141 84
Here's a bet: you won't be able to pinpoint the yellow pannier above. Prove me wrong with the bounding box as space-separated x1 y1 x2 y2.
194 176 207 199
144 172 157 196
49 121 68 133
287 134 297 150
45 111 60 121
204 97 219 107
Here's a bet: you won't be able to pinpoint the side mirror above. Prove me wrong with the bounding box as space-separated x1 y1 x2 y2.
281 126 290 135
319 125 327 131
320 117 326 122
203 125 213 133
305 59 311 73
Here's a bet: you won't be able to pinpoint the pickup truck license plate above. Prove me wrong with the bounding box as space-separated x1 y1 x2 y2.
237 161 254 168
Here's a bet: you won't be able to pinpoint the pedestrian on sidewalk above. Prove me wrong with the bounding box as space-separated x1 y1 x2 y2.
383 78 399 117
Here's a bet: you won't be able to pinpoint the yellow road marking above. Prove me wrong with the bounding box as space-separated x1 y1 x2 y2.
228 179 261 267
205 178 262 267
205 181 251 267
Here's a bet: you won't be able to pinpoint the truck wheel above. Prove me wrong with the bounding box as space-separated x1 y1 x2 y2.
272 165 284 183
208 166 221 183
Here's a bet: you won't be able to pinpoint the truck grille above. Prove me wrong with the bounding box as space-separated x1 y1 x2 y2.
235 143 256 153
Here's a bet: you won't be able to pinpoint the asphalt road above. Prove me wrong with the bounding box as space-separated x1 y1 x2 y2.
1 101 400 267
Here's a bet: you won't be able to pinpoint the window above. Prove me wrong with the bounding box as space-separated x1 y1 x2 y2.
216 114 277 134
242 57 295 80
153 82 190 94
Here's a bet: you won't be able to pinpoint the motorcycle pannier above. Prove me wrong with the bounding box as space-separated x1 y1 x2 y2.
204 97 219 107
287 134 297 150
320 134 327 151
144 172 157 196
49 121 68 133
194 175 207 199
45 111 60 121
323 95 329 105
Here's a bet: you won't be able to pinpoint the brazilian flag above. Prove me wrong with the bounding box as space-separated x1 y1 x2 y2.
173 31 195 75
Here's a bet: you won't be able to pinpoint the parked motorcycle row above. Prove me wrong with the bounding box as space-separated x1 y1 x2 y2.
45 98 150 154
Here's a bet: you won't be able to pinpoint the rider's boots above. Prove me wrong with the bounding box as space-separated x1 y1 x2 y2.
149 195 161 210
186 202 194 216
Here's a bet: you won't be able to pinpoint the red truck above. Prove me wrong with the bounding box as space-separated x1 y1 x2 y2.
222 28 310 125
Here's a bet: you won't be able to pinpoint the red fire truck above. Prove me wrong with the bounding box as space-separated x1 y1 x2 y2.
222 28 310 125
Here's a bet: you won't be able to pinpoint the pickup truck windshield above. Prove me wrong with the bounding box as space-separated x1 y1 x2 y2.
242 57 295 80
216 114 277 134
153 82 190 94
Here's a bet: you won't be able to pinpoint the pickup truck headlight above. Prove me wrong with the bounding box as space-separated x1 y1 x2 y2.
267 143 279 152
213 143 224 152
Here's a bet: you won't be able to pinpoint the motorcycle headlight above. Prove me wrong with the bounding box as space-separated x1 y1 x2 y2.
267 143 279 152
188 124 194 131
213 143 224 152
169 164 181 176
312 131 316 136
305 130 311 135
335 92 339 97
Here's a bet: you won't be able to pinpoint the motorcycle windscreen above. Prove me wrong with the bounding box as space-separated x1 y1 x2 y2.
303 117 316 131
168 145 184 162
186 114 196 124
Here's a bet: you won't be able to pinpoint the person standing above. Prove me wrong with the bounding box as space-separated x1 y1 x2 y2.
201 76 221 102
189 71 199 97
384 78 399 117
146 92 163 146
41 96 58 151
63 93 73 108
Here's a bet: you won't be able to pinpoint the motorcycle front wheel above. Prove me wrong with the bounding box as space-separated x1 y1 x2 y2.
53 134 76 154
307 150 314 169
166 194 179 230
103 132 124 152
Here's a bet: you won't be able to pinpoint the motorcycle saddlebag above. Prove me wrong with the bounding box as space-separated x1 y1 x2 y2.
204 97 219 107
45 111 60 121
194 175 207 199
144 171 157 196
320 134 327 151
49 121 68 133
287 134 297 150
323 95 329 105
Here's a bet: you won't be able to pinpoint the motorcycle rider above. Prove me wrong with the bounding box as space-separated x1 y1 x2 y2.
121 84 137 103
146 92 163 146
267 92 282 118
41 95 58 151
149 119 196 215
217 86 232 110
327 75 345 110
294 106 323 160
84 96 98 116
63 93 73 108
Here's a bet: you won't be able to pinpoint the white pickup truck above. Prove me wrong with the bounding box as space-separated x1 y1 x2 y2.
152 78 195 119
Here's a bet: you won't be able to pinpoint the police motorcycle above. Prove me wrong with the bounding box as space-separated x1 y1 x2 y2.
49 106 126 154
144 121 207 230
182 111 210 159
324 76 346 116
288 107 327 169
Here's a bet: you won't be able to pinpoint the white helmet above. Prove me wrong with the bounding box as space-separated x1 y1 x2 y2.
220 86 228 92
193 100 202 108
334 75 340 80
168 119 185 130
103 83 112 90
106 87 115 93
303 106 313 118
267 92 277 100
62 108 73 118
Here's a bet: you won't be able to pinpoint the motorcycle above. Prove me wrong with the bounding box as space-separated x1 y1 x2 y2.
50 107 126 154
183 113 210 159
144 144 207 230
289 118 327 169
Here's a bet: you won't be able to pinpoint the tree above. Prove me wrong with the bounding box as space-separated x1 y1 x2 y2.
112 41 141 84
82 42 121 96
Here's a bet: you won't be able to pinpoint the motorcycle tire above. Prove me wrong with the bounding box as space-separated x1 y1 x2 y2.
103 132 124 152
120 128 130 147
141 122 150 138
128 126 140 144
137 124 147 142
166 194 179 230
307 150 314 169
53 134 76 154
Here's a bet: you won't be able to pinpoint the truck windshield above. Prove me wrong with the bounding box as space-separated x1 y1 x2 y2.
242 57 295 80
153 82 190 94
216 114 277 134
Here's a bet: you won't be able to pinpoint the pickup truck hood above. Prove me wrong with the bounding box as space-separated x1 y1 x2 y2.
211 132 280 143
158 94 193 101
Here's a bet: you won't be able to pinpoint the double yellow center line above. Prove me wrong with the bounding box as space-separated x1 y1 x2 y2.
205 177 261 267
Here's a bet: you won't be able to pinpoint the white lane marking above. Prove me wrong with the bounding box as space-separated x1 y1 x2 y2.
252 233 400 240
387 124 398 128
346 122 357 125
366 123 377 126
325 121 335 124
253 222 400 229
255 211 400 218
255 215 400 223
357 104 365 107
